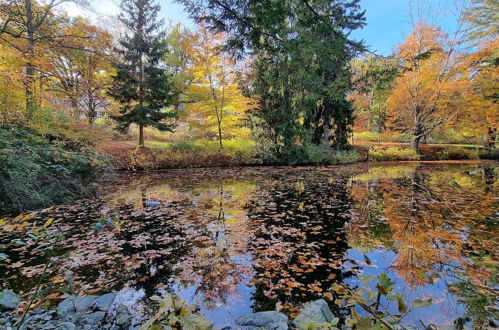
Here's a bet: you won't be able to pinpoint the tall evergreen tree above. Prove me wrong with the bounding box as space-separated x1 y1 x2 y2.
109 0 175 147
178 0 365 160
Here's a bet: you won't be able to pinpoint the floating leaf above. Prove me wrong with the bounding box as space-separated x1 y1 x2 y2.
43 218 54 228
411 298 432 308
397 295 407 313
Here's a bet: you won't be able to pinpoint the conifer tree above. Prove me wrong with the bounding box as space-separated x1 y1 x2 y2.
109 0 175 147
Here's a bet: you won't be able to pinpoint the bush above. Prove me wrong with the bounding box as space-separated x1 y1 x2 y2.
0 128 113 214
354 131 412 143
169 141 202 152
368 147 420 161
438 147 479 160
126 147 241 170
479 148 499 160
277 144 360 166
305 144 360 165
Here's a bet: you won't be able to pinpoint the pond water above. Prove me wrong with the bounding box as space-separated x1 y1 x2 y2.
1 161 497 328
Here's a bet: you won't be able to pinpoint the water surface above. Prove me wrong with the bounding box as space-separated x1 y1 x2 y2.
1 162 497 328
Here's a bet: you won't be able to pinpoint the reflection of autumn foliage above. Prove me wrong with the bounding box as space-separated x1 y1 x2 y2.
246 174 352 313
174 182 254 306
350 164 498 288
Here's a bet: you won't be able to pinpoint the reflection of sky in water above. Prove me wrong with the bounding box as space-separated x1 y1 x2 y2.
345 248 466 326
1 163 496 328
174 281 255 328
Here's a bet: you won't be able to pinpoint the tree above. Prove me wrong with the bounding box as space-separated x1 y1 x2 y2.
186 25 253 149
178 0 365 160
164 23 193 113
387 23 465 152
350 55 399 135
463 0 499 43
457 37 498 148
0 43 25 125
0 0 82 119
108 0 176 147
50 18 114 123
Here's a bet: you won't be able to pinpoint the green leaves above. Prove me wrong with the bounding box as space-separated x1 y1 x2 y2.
140 293 212 329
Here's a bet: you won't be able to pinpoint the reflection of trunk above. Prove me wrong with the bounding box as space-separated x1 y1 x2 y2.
484 168 494 194
485 127 497 149
140 187 147 207
139 125 145 147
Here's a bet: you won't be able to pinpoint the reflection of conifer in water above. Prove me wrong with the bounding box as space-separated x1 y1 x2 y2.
246 172 353 315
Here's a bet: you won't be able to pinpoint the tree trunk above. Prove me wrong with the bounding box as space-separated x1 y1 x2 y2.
322 109 330 146
485 127 497 149
24 0 36 120
412 135 421 154
25 62 36 120
87 88 95 124
218 121 223 150
139 125 145 147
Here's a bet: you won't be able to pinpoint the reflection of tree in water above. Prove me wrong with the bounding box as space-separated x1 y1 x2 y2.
349 164 498 326
173 181 254 307
246 173 353 314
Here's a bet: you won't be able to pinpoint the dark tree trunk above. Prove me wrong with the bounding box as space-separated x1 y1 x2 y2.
218 120 223 150
24 0 36 120
412 135 421 154
485 127 497 149
139 124 144 147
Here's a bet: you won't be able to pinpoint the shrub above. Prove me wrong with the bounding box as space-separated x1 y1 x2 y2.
0 128 113 214
368 147 420 161
169 141 202 152
438 147 479 160
281 144 360 165
479 148 499 160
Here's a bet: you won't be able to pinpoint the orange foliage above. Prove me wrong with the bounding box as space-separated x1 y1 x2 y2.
388 23 466 149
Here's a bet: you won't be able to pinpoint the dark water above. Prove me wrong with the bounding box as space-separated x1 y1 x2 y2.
1 162 498 328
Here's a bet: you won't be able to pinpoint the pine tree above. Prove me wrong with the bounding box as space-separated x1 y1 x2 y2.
178 0 365 160
109 0 175 147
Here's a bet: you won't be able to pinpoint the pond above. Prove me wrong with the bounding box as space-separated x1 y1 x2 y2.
1 161 497 328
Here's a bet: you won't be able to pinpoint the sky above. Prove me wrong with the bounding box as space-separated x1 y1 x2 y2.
64 0 462 57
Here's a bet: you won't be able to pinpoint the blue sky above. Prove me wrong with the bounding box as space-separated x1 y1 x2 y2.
154 0 414 55
68 0 460 57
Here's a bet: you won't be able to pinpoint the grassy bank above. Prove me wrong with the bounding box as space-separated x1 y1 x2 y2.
0 128 114 214
98 137 497 171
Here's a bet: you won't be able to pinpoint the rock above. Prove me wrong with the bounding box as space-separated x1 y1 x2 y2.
56 321 76 330
74 295 98 312
95 293 116 312
32 308 45 314
293 299 335 329
57 296 76 316
0 289 20 311
114 304 132 329
94 222 105 232
78 311 106 327
236 311 288 330
105 219 116 229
